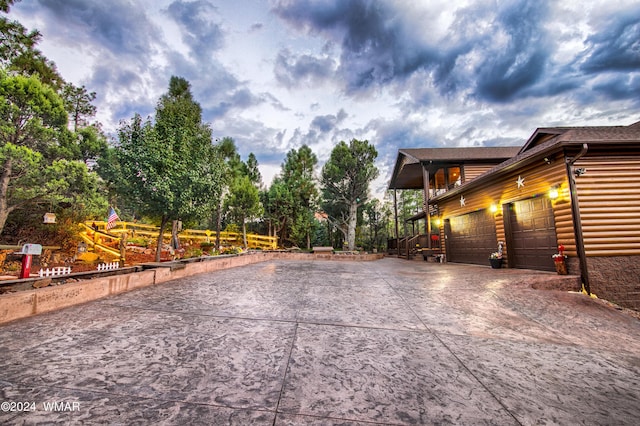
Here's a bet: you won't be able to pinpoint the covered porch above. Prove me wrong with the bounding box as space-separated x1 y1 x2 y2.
387 147 520 261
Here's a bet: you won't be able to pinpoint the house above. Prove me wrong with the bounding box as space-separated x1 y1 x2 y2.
387 146 520 258
388 120 640 310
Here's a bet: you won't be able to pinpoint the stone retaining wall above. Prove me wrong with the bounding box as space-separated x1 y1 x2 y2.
587 256 640 311
0 252 384 325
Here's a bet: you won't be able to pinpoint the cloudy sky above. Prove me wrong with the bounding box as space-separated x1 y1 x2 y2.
8 0 640 196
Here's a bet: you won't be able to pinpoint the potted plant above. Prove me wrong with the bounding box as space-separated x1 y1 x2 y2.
552 245 568 275
489 241 504 269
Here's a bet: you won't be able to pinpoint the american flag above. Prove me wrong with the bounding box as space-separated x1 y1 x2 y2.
106 207 119 230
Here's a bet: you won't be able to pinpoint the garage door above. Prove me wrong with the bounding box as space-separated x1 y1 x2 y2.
445 209 497 265
508 197 557 271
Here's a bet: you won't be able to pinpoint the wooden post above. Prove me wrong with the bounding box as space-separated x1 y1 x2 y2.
422 164 431 249
394 189 400 258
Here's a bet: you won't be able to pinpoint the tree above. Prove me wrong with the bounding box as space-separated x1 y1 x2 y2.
246 152 262 187
321 139 378 251
362 198 389 252
1 1 64 88
107 77 223 261
0 72 79 234
76 125 107 166
225 175 262 249
281 145 318 249
397 189 422 237
62 83 97 131
261 176 294 245
211 137 240 251
0 5 109 237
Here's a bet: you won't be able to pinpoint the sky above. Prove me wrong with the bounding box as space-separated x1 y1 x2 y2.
7 0 640 198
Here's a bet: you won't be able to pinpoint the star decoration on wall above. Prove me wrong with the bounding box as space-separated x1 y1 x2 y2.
460 195 466 206
516 175 525 188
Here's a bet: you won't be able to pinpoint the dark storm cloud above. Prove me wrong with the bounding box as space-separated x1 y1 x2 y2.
273 0 640 105
310 109 347 132
165 0 225 59
591 74 640 103
272 0 439 92
579 8 640 73
274 49 336 87
29 0 159 59
471 0 551 102
204 89 284 119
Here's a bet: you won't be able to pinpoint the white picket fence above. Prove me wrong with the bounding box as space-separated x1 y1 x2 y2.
96 262 119 272
39 267 72 277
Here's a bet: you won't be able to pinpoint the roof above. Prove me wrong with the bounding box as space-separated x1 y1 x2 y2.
519 120 640 153
399 146 521 162
431 120 640 203
388 146 520 190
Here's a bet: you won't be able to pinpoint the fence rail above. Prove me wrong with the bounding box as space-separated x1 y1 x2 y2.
81 221 278 257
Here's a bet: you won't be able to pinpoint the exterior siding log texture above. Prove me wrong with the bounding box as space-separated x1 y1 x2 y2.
437 155 574 267
574 156 640 309
574 157 640 256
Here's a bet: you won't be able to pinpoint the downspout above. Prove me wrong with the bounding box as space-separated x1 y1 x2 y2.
566 143 590 294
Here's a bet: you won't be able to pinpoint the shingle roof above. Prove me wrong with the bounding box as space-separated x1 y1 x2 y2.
400 146 521 162
431 119 640 203
388 146 520 190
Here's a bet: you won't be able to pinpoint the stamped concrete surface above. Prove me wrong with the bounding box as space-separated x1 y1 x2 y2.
1 258 639 425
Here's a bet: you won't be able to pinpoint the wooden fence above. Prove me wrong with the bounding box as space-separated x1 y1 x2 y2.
80 221 278 259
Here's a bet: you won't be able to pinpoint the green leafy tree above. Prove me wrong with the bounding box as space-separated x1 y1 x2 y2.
62 83 97 131
321 139 378 250
225 175 262 248
108 77 223 261
0 2 107 239
0 72 99 234
1 1 63 88
261 176 294 246
211 137 240 251
397 189 422 237
246 152 262 187
281 145 318 249
76 125 107 165
362 198 389 252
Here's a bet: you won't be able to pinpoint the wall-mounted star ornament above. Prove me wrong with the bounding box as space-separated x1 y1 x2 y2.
460 195 466 206
516 175 525 188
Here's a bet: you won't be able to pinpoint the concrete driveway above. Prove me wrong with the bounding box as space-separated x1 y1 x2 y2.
1 258 639 425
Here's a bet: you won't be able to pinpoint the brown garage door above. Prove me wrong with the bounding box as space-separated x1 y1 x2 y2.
507 197 557 271
445 209 497 265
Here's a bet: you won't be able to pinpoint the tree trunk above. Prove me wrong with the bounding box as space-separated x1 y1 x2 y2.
242 217 248 249
155 215 169 262
347 200 358 250
215 200 222 252
0 158 13 236
171 220 181 250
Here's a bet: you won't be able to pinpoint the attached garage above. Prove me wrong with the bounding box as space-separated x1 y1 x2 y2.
445 209 497 265
506 197 557 272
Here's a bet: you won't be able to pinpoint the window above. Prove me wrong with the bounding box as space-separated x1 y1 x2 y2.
448 167 461 189
429 166 461 197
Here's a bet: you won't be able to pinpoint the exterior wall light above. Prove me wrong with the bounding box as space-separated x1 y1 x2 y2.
548 186 560 200
490 204 498 213
574 167 587 176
